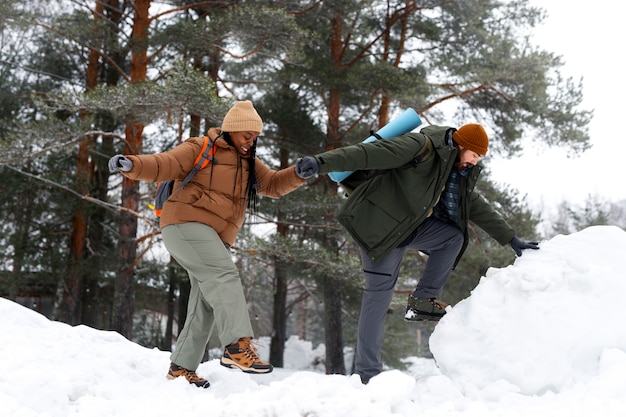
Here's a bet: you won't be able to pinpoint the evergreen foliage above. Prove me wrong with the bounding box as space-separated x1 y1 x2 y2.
0 0 596 371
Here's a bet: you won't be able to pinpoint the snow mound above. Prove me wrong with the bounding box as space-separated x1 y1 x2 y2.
430 225 626 399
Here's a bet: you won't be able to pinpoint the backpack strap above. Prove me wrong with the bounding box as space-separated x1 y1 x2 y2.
411 136 434 165
193 136 217 169
179 136 216 188
339 137 434 195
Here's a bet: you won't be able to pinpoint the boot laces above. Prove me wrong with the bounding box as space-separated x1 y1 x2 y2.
240 338 263 361
430 298 447 309
181 368 205 383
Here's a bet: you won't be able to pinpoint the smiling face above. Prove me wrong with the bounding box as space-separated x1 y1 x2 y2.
229 131 258 156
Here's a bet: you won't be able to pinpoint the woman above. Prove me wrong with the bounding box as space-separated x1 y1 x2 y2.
109 101 305 388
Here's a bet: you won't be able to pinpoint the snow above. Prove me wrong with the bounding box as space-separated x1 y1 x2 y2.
2 225 626 417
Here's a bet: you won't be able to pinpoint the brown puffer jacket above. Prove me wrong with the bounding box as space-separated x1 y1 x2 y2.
121 128 305 245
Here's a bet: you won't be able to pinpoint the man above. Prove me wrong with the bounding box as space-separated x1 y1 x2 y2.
295 123 539 384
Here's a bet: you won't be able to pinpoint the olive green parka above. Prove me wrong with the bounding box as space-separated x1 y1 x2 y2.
315 125 515 263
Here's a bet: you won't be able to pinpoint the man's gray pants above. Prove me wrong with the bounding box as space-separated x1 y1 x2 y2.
354 217 464 382
162 222 254 372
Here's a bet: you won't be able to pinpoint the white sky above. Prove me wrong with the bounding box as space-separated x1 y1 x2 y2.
489 0 625 209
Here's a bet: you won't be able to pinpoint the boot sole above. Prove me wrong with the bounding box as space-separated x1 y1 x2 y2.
220 357 273 374
404 315 443 322
404 310 444 322
166 372 210 388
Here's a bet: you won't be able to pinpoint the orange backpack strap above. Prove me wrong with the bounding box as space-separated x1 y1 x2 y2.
180 136 216 187
152 137 216 217
193 136 216 169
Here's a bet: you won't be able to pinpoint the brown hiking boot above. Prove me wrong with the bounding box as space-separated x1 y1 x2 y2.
166 363 210 388
404 295 448 322
220 337 273 374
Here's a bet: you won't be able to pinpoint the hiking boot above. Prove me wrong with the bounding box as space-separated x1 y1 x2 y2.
220 337 273 374
404 295 448 322
166 362 210 388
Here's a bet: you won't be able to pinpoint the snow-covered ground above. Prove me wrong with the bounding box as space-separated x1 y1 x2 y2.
1 225 625 417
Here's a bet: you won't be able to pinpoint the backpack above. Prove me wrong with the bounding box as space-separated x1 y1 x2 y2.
150 136 216 217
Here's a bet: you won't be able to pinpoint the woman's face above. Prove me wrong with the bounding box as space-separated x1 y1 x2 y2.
229 131 258 156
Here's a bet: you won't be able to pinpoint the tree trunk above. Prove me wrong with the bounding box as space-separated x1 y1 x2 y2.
59 207 87 325
163 258 177 351
178 277 190 335
112 174 140 337
270 256 288 367
111 0 150 338
321 274 345 374
317 16 347 374
57 0 105 325
269 147 291 367
9 169 35 302
81 0 124 329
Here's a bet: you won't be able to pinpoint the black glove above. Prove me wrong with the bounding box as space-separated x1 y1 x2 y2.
509 236 540 257
295 156 319 179
108 155 133 173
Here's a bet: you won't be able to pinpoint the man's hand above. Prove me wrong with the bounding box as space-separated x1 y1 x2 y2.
509 236 540 256
108 155 133 173
295 156 319 179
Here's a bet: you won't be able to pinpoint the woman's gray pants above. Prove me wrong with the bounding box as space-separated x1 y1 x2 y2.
354 217 464 382
162 222 254 371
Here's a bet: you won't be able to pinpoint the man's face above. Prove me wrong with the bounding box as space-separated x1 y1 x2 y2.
455 146 483 170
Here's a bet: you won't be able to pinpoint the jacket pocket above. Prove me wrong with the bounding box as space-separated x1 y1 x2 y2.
337 178 409 251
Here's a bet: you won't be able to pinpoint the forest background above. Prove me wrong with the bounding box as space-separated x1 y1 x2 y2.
1 0 623 375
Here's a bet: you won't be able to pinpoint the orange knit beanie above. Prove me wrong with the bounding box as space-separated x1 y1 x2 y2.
452 124 489 156
221 101 263 133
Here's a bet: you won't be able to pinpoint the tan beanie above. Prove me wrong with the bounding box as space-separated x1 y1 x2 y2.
452 124 489 156
221 100 263 133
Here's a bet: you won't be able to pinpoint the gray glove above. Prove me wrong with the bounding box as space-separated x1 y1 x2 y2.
108 155 133 173
295 156 319 179
509 236 540 257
